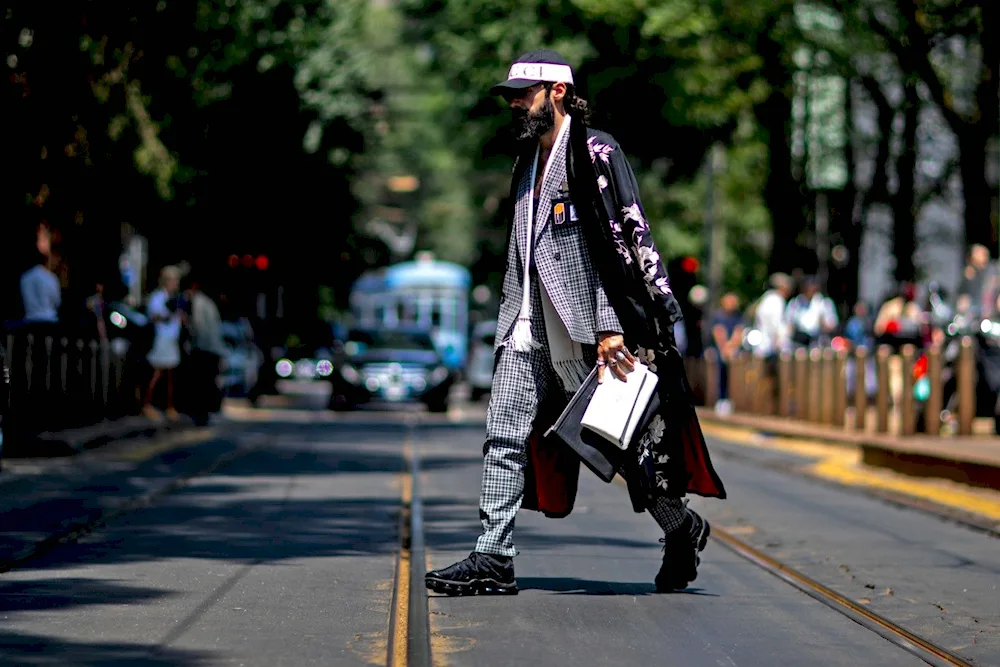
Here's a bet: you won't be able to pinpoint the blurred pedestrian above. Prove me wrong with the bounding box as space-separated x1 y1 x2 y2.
753 273 793 360
785 276 838 349
708 292 744 415
844 301 877 398
425 50 724 598
183 272 225 425
957 244 995 319
142 266 183 421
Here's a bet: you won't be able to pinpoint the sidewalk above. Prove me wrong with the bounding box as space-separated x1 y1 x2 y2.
3 414 195 459
0 420 223 573
696 407 1000 492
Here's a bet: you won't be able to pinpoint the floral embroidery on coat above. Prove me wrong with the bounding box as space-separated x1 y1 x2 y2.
587 136 615 164
584 128 692 500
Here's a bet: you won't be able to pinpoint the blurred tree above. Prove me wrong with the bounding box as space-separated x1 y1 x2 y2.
832 0 999 253
1 0 380 322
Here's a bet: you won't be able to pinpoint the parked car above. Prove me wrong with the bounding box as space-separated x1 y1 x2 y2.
219 320 264 397
273 341 335 384
330 328 455 412
467 320 496 402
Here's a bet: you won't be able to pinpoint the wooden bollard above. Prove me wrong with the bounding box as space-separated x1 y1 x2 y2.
875 345 891 433
900 344 916 436
728 354 742 411
957 336 975 436
794 348 809 420
808 347 823 422
925 344 943 435
704 347 719 408
820 348 836 424
834 349 848 427
745 356 760 414
854 347 868 431
739 354 753 413
754 356 773 415
778 351 793 417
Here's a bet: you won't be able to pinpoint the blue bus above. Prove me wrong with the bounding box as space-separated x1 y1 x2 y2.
349 253 471 371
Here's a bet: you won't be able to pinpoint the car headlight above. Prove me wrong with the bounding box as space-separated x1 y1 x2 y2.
275 358 293 378
429 366 449 384
341 363 360 384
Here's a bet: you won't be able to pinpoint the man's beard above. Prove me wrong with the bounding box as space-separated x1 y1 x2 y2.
510 95 555 143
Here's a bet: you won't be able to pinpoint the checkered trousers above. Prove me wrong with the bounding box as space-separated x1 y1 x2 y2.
475 278 687 557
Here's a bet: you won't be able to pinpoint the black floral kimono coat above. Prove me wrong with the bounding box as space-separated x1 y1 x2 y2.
513 116 726 514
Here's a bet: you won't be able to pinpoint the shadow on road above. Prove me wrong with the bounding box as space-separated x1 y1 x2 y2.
514 577 718 597
0 418 481 666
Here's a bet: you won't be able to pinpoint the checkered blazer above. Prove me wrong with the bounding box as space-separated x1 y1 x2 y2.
495 126 620 352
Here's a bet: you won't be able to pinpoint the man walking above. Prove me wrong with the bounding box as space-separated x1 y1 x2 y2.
425 50 725 596
183 273 226 426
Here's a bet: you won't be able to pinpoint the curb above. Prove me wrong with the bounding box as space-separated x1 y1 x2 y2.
2 416 195 459
696 408 1000 492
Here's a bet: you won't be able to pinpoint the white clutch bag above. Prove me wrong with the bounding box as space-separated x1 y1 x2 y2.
580 361 658 449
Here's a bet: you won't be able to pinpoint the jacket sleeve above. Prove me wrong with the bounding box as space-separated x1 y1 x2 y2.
590 135 683 326
596 284 622 334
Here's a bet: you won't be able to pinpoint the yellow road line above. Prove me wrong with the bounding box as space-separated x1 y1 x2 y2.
390 444 414 667
105 427 219 462
701 422 1000 523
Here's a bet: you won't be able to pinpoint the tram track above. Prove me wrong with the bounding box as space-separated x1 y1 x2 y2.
389 413 993 667
388 426 432 667
708 442 1000 540
712 525 975 666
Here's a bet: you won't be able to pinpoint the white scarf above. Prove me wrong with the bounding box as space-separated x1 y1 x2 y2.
510 114 572 353
509 115 590 393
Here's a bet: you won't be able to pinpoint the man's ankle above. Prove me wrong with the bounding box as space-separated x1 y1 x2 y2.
477 551 512 563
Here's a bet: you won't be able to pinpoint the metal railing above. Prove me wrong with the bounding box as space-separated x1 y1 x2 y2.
3 332 139 439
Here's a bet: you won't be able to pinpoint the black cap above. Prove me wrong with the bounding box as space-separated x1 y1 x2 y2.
489 49 575 97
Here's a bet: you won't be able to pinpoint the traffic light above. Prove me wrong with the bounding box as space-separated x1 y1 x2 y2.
680 256 699 274
226 254 269 270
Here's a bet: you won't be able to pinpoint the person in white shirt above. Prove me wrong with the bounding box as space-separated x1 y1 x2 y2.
753 273 793 359
142 266 183 421
785 276 838 349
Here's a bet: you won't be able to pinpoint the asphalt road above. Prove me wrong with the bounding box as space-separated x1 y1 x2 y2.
1 401 997 666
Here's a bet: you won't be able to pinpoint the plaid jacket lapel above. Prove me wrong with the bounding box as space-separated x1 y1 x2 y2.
533 129 570 245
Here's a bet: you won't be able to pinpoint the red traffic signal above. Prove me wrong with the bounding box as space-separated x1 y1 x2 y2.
227 254 269 269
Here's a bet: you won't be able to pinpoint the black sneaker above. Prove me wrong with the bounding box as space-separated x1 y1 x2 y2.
425 552 518 596
655 509 711 592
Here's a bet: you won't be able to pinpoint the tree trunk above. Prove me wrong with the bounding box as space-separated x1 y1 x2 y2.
842 78 862 308
755 31 807 275
956 129 994 251
892 79 919 282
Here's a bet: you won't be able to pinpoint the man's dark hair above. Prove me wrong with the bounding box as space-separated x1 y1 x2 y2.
545 82 591 125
